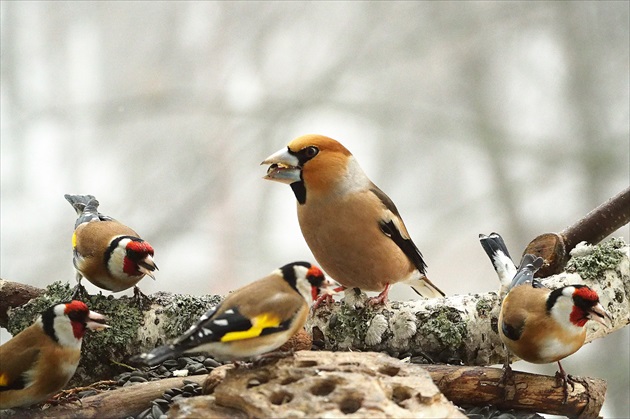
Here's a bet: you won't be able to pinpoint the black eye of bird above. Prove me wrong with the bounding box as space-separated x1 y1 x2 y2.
304 146 319 158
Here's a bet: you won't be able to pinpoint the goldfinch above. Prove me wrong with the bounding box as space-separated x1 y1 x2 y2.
65 194 158 294
0 301 108 409
261 134 444 305
133 262 331 365
480 233 611 399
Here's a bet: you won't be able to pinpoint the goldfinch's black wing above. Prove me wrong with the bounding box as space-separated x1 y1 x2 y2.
133 302 292 366
173 305 292 348
0 347 40 391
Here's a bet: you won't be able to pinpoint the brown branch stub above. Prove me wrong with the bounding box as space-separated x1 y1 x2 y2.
423 364 607 419
524 186 630 276
0 279 45 329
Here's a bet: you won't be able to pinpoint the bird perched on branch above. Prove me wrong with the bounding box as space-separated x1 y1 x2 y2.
65 194 158 298
479 232 611 401
0 301 108 409
132 262 332 365
261 134 444 305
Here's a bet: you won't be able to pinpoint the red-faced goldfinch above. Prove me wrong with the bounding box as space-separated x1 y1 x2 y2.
133 262 331 365
261 135 444 305
480 233 611 399
0 301 108 409
65 194 158 294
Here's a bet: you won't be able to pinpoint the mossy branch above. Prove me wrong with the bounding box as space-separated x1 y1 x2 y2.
307 238 630 365
1 238 628 387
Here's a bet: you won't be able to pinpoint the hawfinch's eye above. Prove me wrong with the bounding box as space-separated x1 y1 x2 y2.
304 146 319 158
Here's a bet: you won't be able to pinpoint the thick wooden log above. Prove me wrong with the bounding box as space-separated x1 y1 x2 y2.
25 375 206 419
423 364 606 419
2 352 609 417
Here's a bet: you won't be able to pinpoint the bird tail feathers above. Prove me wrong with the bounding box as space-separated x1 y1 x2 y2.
65 194 104 227
406 275 445 299
64 194 97 214
508 254 544 291
479 232 512 261
130 344 178 367
479 232 517 289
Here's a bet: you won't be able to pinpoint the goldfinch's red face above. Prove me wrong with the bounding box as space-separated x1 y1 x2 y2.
63 300 108 338
569 286 610 328
46 300 108 346
122 239 158 279
262 134 353 195
305 265 329 301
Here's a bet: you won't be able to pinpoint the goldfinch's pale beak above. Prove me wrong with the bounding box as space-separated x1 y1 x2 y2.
588 303 612 327
138 255 158 280
310 278 339 301
261 148 302 184
320 278 341 296
86 310 109 331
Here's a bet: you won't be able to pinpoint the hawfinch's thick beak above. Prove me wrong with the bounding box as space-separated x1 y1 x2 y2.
86 310 109 331
588 303 612 327
138 255 158 279
261 147 302 184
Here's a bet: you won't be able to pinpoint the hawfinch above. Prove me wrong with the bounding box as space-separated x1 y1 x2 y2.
65 194 158 294
0 301 108 409
133 262 331 365
480 233 611 399
261 134 444 305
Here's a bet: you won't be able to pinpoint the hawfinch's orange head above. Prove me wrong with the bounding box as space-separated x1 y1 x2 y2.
261 135 360 203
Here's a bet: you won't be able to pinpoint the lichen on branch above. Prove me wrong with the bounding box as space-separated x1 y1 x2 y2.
307 238 630 366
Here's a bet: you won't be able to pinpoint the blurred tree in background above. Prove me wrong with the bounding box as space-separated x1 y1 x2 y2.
1 1 628 416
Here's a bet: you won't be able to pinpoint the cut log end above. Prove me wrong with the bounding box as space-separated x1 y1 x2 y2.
523 232 567 277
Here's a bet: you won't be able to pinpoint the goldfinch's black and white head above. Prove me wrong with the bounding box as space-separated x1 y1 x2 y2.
42 300 109 346
547 285 611 330
0 301 108 409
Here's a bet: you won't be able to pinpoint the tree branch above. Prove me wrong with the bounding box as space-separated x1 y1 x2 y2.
27 375 206 419
2 239 628 382
1 239 626 418
523 186 630 277
306 238 629 366
0 279 44 328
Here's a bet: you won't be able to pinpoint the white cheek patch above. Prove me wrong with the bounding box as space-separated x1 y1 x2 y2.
107 237 141 279
54 316 82 349
550 293 584 332
292 265 313 302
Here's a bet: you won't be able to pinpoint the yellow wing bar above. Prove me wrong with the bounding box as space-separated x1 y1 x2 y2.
221 313 281 342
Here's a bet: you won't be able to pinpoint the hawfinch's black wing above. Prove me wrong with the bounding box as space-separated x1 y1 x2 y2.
370 186 428 275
